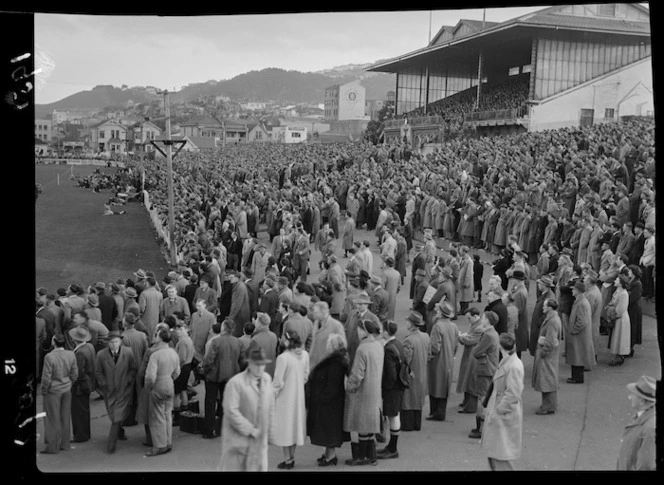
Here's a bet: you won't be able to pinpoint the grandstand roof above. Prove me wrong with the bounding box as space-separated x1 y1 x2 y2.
368 3 650 73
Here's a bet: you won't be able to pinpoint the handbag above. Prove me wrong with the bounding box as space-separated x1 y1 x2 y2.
601 304 618 330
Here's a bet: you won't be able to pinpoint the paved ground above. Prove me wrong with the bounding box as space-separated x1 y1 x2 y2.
35 226 660 472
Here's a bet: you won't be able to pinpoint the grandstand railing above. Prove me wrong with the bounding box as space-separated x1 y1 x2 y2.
463 104 528 123
384 115 445 129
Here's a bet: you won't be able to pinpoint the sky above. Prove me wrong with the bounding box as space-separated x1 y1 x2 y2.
35 6 557 104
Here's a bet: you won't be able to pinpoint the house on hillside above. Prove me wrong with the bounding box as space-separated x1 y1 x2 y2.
129 120 162 154
245 120 270 142
89 120 128 153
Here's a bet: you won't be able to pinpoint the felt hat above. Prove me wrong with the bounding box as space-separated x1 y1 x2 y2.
511 270 526 280
370 275 382 285
406 311 425 326
246 340 272 365
537 275 555 288
124 287 138 298
573 280 586 292
95 281 106 291
626 375 656 402
134 269 147 279
108 330 123 341
435 302 454 318
440 266 453 280
69 325 91 343
355 294 372 305
87 294 99 307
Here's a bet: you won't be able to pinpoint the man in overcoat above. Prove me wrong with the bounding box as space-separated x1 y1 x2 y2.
617 375 656 470
220 341 275 471
468 311 500 439
381 257 401 321
370 275 390 326
95 330 138 453
584 270 603 363
411 268 429 319
532 298 562 415
481 333 524 471
425 266 456 333
528 276 556 356
308 301 346 373
400 311 430 432
509 270 529 358
69 326 96 442
344 295 381 367
228 271 251 338
565 280 594 384
120 313 148 426
426 302 459 422
325 255 346 320
41 334 78 454
138 277 163 337
457 246 475 315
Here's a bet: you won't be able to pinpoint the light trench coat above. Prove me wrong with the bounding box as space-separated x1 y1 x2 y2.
531 311 561 393
271 349 310 447
481 352 524 461
220 370 275 471
343 335 384 434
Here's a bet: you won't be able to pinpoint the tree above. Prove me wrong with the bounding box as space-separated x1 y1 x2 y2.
362 102 394 145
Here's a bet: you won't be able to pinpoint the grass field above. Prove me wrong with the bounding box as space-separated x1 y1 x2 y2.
35 164 170 292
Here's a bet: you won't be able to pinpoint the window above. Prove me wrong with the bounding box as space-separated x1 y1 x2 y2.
605 108 615 119
580 109 594 128
508 66 520 76
292 132 301 138
522 64 532 74
99 130 105 139
598 4 616 16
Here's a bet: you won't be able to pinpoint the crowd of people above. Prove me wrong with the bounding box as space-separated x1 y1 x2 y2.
36 114 656 471
405 73 531 131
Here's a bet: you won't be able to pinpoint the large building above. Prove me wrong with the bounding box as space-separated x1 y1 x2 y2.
324 80 370 122
368 3 652 139
35 118 52 142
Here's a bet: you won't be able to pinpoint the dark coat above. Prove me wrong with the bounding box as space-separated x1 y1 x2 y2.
306 350 350 448
485 299 509 336
97 293 118 331
381 338 406 416
202 333 243 383
258 288 280 321
627 279 643 347
95 346 138 423
528 289 556 356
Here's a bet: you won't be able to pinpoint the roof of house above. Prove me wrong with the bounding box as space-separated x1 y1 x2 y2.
188 136 217 149
107 137 124 143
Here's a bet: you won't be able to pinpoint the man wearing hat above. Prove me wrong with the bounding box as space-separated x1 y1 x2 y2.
509 270 529 359
40 334 78 454
382 257 401 321
528 275 556 357
468 310 500 439
380 228 397 263
323 255 346 320
426 302 459 422
93 282 118 331
370 275 389 326
617 375 656 470
412 268 430 320
639 226 655 300
532 298 562 415
220 340 275 471
615 222 635 262
426 266 456 333
409 244 426 300
133 269 148 295
565 280 594 384
457 246 475 315
584 270 603 363
84 293 103 322
423 228 437 275
344 294 380 367
121 312 149 427
69 326 96 443
400 311 430 432
138 277 163 337
110 283 126 330
360 240 374 276
95 330 138 453
160 285 191 325
63 284 86 329
228 271 252 339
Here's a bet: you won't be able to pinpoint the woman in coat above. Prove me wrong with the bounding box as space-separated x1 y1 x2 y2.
136 323 169 447
271 331 310 469
307 334 350 466
532 299 562 414
457 309 484 412
481 333 524 471
426 302 460 421
626 265 643 357
144 327 180 456
343 319 385 466
608 275 631 366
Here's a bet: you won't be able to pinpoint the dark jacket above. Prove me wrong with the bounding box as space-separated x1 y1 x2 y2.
306 350 350 448
97 292 118 331
202 333 243 383
485 299 509 336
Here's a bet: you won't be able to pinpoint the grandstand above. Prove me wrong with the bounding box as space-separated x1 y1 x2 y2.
369 3 652 140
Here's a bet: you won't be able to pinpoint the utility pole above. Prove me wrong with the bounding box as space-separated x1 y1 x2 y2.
160 89 177 266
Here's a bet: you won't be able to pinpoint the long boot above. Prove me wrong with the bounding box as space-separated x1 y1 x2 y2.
346 441 368 466
366 440 378 466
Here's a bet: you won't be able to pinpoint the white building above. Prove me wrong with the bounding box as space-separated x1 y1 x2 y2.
324 80 370 122
271 125 308 144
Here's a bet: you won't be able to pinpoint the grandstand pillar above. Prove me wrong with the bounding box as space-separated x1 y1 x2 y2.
529 37 538 101
475 50 484 111
424 66 430 114
395 72 400 117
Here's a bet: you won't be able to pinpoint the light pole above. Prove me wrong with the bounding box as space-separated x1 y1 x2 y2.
158 89 177 266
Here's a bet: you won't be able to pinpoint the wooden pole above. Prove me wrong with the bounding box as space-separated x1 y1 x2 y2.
164 91 177 266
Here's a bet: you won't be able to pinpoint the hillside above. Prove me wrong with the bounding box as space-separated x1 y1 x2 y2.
36 64 395 113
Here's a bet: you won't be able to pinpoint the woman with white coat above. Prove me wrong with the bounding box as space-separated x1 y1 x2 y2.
608 274 631 366
271 331 310 469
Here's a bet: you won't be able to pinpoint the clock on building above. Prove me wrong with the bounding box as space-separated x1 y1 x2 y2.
348 91 357 102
